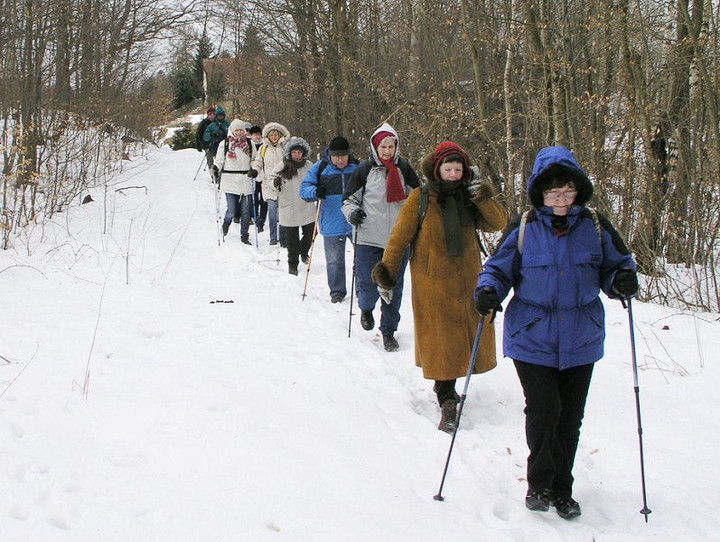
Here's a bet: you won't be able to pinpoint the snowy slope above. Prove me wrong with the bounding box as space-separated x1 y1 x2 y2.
1 142 718 541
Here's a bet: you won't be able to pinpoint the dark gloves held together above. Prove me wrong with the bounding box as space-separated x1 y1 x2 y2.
612 269 639 297
273 177 283 190
315 184 327 199
474 286 500 316
247 168 259 178
348 209 366 227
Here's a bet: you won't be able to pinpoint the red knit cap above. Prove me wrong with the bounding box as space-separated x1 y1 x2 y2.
433 141 470 182
372 131 395 151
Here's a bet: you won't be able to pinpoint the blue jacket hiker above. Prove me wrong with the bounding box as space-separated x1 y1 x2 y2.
203 106 229 181
474 145 638 520
300 136 358 303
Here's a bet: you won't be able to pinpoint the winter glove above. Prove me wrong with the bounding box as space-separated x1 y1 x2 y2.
348 209 366 227
315 184 327 199
465 178 494 200
212 165 219 177
378 286 393 305
212 131 225 142
273 177 283 191
474 286 500 316
612 269 639 297
248 168 259 178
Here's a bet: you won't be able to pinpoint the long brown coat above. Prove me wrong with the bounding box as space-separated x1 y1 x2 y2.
372 154 507 380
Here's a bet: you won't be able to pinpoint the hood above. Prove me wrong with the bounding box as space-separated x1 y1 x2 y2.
283 136 311 160
228 119 251 133
369 122 399 165
420 141 472 183
214 106 226 118
526 146 593 208
262 122 290 140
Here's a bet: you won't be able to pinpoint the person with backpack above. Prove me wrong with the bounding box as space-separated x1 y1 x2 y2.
203 106 229 183
252 122 290 245
342 123 420 352
196 106 215 169
371 142 506 431
214 119 258 244
248 125 266 231
270 136 316 275
474 145 638 520
300 136 359 303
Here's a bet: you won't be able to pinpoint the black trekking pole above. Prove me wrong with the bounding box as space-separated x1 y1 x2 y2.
215 178 223 246
434 318 485 502
624 296 652 522
250 181 259 248
347 226 359 337
302 201 322 300
193 148 211 182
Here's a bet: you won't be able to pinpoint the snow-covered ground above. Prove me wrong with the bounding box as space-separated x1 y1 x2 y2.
1 140 718 541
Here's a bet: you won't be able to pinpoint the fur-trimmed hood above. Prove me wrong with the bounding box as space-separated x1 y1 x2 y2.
261 122 290 140
420 141 473 184
526 146 593 208
283 136 311 160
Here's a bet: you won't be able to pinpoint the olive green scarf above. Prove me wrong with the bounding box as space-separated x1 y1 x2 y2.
427 179 474 256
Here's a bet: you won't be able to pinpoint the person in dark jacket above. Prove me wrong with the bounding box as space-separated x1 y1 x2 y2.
196 106 216 173
342 123 420 351
474 145 638 520
300 136 359 303
203 106 229 183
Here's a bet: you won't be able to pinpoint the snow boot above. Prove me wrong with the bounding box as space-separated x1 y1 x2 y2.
438 399 458 433
288 264 298 275
382 334 399 352
222 222 230 237
241 236 251 245
552 497 581 520
360 310 374 331
525 489 552 512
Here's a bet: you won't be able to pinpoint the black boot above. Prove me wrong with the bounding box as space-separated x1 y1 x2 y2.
222 222 230 237
382 334 399 352
551 496 581 519
241 236 251 245
360 310 374 331
525 489 552 512
288 264 298 275
438 399 457 433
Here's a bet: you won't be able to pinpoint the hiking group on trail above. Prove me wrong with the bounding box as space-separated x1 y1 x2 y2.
193 111 640 521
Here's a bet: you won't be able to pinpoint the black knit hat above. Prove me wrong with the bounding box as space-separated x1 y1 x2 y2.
328 136 350 156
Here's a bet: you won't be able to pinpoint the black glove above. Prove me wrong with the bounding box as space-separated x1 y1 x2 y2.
612 269 639 297
212 165 219 177
315 185 327 199
248 168 259 178
348 209 366 227
474 286 499 316
273 177 282 191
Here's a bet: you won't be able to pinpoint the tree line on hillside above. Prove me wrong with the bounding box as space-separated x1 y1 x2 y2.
1 1 719 312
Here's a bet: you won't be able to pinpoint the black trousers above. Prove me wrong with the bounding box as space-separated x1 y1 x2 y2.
513 360 594 499
285 222 315 267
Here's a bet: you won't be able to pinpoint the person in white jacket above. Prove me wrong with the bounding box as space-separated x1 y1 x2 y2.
214 119 258 244
252 122 290 245
269 136 316 275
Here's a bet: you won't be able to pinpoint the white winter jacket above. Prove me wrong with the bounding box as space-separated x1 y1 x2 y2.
214 140 256 197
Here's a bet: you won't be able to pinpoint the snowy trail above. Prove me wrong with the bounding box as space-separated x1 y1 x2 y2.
1 144 718 541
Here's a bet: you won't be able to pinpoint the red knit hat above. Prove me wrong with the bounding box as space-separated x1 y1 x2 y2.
372 131 395 150
432 141 471 182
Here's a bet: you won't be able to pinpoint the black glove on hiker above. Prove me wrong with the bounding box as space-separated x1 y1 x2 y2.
248 168 259 178
474 286 499 316
348 209 366 227
273 177 283 190
612 269 639 297
315 184 327 199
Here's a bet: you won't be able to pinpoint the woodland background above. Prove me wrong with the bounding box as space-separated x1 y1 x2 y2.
1 0 719 312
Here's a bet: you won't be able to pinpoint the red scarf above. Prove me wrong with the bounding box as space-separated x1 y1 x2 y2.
227 135 249 159
378 157 405 203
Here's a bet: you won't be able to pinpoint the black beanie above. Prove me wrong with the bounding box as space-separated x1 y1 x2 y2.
328 136 350 156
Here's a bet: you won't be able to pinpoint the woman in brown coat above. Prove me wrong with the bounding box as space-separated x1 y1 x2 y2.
371 141 507 432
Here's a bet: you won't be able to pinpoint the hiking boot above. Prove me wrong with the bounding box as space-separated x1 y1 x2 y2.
360 310 374 330
301 254 309 264
269 239 278 246
438 399 457 433
222 222 230 237
257 225 264 233
382 334 399 352
552 496 581 520
233 216 240 223
241 236 251 245
331 294 344 304
288 265 298 275
525 489 552 512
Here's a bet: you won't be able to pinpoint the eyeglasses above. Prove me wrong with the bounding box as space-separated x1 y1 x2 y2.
543 189 577 201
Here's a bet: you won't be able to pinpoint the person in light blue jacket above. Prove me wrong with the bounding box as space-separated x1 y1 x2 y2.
300 136 359 303
474 145 638 521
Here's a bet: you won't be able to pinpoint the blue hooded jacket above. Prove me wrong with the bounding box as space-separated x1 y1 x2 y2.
300 149 358 237
476 146 635 370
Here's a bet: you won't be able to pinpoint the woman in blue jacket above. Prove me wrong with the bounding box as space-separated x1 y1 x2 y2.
474 146 638 520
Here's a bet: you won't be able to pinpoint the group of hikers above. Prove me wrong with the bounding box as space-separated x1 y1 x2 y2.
194 107 640 521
